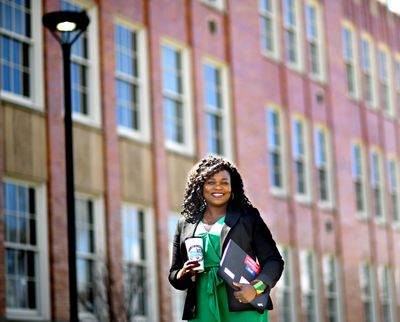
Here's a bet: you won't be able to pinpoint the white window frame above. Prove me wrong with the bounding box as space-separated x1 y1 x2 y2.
267 104 288 196
276 245 296 322
0 0 44 110
114 17 151 143
351 141 369 219
161 37 194 156
283 0 303 71
292 115 311 203
342 21 360 100
200 0 225 11
300 250 321 322
370 148 386 223
259 0 280 61
359 262 378 322
378 44 395 118
359 262 377 322
305 0 325 82
75 193 106 321
323 254 344 322
62 0 101 128
387 156 400 227
314 124 334 209
360 33 377 109
3 178 50 321
394 54 400 119
378 266 397 322
203 56 233 159
121 204 159 322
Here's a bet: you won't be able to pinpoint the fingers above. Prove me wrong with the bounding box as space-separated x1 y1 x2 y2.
233 283 244 303
232 282 242 289
184 260 200 273
177 260 200 280
234 284 257 304
186 259 200 268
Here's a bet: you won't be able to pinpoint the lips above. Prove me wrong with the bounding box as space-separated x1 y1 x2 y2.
211 192 224 198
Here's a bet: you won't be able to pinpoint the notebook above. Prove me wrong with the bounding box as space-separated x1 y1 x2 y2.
217 239 268 312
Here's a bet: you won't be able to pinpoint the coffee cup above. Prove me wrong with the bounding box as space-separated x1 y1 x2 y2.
185 237 204 273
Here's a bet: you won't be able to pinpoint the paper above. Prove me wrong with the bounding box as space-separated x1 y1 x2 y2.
239 276 250 284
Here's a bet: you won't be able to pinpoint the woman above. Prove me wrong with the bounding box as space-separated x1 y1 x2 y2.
169 155 284 322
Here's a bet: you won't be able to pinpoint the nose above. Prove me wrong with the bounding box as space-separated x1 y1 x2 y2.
214 183 223 189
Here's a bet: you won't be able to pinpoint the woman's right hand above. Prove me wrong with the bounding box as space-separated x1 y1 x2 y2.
176 259 200 280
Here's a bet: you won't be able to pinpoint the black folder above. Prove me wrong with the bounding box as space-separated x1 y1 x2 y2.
217 239 268 312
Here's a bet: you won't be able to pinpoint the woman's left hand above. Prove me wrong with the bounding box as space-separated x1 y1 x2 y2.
232 282 257 304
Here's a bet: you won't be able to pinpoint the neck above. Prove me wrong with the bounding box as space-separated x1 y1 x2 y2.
205 205 227 218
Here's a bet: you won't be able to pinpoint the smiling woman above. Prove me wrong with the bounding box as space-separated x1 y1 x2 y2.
169 155 284 322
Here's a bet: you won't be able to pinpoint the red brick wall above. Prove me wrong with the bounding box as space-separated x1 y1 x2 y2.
21 0 400 321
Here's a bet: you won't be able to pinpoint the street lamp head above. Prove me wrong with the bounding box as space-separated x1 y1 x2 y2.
42 10 90 45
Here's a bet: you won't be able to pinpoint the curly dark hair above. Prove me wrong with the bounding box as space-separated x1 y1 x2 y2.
181 155 253 223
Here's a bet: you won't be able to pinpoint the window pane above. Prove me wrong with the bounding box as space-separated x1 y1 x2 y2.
122 206 149 319
207 113 223 155
162 46 182 94
164 97 184 143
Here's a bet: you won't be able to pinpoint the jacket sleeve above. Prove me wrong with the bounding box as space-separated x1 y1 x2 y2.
168 218 195 290
251 208 284 291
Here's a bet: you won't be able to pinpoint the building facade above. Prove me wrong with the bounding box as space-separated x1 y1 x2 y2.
1 0 400 321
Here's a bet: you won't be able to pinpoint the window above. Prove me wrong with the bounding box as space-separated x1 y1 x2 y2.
267 106 287 194
259 0 280 60
323 255 342 322
0 0 44 108
351 142 368 218
201 0 225 10
314 126 333 208
283 0 302 70
305 0 324 81
204 59 232 158
75 196 106 320
360 263 377 322
379 266 396 322
387 158 400 224
394 56 400 118
342 22 359 99
115 20 150 142
3 180 50 320
122 205 158 322
360 35 377 108
61 0 101 126
300 251 319 322
162 39 194 154
378 46 394 117
370 149 385 221
292 116 311 202
168 214 186 322
396 269 400 314
276 246 296 322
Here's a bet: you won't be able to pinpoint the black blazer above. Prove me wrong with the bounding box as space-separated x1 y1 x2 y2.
168 206 284 320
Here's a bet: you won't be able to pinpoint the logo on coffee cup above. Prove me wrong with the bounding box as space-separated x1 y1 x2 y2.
188 245 203 261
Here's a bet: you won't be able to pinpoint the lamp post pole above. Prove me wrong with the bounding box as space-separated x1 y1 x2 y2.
61 41 79 322
42 11 90 322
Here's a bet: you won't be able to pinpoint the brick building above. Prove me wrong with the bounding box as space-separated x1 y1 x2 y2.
1 0 400 321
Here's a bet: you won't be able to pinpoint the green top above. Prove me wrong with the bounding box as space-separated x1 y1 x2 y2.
190 216 269 322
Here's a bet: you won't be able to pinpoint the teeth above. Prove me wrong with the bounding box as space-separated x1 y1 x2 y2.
212 193 223 196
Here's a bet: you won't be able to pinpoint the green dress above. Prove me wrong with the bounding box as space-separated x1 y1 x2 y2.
190 216 269 322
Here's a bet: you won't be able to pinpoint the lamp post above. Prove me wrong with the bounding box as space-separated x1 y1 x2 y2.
42 11 90 322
